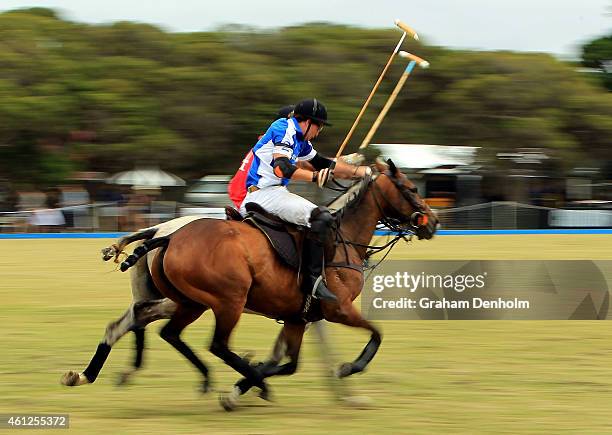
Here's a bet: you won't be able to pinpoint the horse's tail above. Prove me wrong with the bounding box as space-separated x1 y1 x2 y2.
119 236 170 272
101 227 159 263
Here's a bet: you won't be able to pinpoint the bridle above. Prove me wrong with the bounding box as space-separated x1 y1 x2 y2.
330 169 431 274
372 171 430 230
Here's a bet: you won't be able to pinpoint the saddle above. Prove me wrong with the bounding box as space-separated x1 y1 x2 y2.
226 204 323 322
225 203 304 270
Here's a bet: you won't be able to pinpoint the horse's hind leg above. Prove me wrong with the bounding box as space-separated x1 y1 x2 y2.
159 303 211 393
62 307 134 386
114 327 144 385
116 298 177 385
323 302 382 378
61 299 175 387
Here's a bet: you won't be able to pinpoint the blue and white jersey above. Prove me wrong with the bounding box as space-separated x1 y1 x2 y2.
246 117 317 189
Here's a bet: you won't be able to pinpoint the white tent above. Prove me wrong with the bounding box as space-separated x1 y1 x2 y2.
372 144 478 170
107 168 186 187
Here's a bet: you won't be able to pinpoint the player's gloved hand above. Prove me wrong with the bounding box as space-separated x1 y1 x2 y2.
353 166 372 179
312 161 336 188
339 153 365 165
347 165 372 179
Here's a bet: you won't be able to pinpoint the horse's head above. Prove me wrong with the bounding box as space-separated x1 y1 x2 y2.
372 159 439 240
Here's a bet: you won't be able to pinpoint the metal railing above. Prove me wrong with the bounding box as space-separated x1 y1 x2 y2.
2 201 611 233
436 201 612 230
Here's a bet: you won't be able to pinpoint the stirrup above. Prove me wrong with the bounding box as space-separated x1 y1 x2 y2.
311 275 338 302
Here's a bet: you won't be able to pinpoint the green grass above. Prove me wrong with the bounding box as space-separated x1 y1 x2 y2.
1 235 612 434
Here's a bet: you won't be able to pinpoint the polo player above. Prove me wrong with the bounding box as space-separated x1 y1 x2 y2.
228 98 371 302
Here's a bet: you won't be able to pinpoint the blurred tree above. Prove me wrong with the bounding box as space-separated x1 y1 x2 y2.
0 9 609 186
581 34 612 90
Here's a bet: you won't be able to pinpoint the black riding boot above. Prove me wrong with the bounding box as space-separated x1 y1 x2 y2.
301 237 337 302
301 207 338 303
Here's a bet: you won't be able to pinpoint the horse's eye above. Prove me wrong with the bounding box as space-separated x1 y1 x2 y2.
409 187 418 193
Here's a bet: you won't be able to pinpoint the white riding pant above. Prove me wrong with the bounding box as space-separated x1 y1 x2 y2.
239 185 317 227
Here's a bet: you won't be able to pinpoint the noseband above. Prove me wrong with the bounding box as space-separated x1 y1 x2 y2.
371 171 429 230
331 169 430 276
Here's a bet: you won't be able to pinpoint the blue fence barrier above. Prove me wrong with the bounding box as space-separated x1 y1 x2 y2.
1 229 612 239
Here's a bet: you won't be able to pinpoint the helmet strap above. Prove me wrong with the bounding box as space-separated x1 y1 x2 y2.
304 120 313 138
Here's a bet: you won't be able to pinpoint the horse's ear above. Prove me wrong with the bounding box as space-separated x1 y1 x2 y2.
387 159 399 176
374 158 388 173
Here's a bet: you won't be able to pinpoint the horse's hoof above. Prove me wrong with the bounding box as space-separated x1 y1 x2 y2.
200 378 212 394
219 387 241 412
251 361 264 370
258 386 273 402
240 351 255 363
219 395 236 412
341 395 373 409
61 371 87 386
101 247 115 261
116 371 131 386
336 362 353 378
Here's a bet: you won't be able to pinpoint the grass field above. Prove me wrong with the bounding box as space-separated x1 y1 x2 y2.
2 235 612 434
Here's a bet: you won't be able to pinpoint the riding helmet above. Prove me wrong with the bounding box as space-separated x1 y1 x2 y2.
276 105 295 119
293 98 332 126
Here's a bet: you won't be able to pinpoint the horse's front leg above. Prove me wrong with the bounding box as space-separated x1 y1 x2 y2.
159 303 211 393
226 322 306 406
209 304 272 411
322 301 382 378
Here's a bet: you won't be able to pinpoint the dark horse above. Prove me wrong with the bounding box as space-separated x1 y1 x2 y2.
122 159 437 410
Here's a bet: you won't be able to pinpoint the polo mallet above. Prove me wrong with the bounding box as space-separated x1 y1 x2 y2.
359 51 430 150
335 19 419 159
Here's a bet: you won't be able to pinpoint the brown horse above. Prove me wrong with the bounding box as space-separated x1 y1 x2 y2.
62 217 337 396
124 159 437 410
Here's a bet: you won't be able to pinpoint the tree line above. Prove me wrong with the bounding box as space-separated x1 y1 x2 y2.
0 7 610 187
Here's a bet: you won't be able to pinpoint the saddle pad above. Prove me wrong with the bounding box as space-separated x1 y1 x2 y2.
226 204 302 270
243 216 302 270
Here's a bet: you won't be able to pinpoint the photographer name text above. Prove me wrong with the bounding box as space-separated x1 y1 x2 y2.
372 297 530 310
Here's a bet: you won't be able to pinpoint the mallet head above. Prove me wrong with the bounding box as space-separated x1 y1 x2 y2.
399 51 430 68
394 19 419 41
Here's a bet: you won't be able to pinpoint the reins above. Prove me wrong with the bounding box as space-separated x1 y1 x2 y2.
329 171 417 278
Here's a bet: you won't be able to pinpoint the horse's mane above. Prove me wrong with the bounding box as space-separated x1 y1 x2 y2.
326 173 376 217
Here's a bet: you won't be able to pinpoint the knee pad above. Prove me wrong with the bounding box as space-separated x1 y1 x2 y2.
309 206 334 242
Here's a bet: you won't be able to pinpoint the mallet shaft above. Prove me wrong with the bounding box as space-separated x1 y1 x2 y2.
334 31 406 158
359 61 416 149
